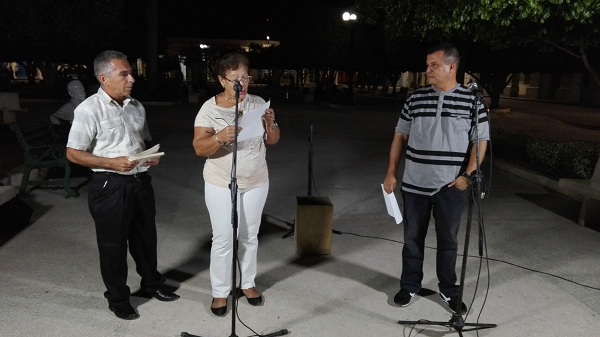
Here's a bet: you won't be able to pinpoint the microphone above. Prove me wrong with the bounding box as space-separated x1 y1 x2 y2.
233 80 243 93
467 82 483 101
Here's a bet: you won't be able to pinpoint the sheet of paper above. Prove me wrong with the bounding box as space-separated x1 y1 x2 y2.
381 184 403 224
128 144 160 160
237 100 271 142
130 152 164 161
128 144 164 165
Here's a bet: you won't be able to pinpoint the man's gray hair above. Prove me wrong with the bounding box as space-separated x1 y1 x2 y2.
93 50 128 79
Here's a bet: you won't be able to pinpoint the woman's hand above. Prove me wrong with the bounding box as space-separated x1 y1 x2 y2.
218 125 243 144
262 108 275 127
262 108 280 145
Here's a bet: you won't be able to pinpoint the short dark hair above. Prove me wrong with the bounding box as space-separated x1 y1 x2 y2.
427 42 460 66
94 50 127 79
215 52 249 78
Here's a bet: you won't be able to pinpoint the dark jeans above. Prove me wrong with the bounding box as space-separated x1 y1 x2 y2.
88 172 163 305
400 186 468 297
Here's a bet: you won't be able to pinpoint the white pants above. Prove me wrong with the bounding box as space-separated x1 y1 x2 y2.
205 181 269 298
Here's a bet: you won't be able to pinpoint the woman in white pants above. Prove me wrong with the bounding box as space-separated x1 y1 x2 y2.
192 52 280 316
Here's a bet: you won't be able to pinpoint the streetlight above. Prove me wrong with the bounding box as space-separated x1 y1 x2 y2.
342 12 357 22
342 11 357 104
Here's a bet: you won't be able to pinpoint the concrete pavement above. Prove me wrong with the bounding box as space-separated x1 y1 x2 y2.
1 97 599 337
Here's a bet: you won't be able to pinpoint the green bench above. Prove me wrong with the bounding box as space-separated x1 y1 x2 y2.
8 121 79 198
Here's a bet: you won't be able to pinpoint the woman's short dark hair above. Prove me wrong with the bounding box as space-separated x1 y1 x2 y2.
215 52 249 78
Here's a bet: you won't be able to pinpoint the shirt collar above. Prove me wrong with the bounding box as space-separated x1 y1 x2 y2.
97 87 138 106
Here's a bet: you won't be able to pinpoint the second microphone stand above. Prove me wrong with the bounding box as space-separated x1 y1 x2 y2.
282 125 315 239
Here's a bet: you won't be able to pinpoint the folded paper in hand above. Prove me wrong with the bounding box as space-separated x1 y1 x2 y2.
128 144 164 163
381 184 403 224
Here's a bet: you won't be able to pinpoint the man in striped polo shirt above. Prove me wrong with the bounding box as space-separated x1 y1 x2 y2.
383 42 490 314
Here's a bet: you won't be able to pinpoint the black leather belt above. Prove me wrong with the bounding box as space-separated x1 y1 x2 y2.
94 171 148 179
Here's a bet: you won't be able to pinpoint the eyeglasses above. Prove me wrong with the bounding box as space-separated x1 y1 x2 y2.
223 76 252 85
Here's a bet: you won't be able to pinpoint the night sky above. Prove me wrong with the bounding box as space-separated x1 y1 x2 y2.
158 0 355 40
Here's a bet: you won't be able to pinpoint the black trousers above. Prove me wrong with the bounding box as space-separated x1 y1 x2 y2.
400 186 468 297
88 172 163 305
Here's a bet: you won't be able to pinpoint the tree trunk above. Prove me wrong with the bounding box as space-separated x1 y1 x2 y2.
479 70 511 109
386 73 400 96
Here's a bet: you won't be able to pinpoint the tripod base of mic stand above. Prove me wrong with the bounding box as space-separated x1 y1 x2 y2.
182 328 289 337
398 314 497 336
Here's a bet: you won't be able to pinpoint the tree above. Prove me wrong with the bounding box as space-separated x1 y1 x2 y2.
456 0 600 87
355 0 600 108
247 2 365 103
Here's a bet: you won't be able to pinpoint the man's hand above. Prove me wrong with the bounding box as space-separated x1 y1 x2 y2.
112 157 139 172
142 158 160 167
383 173 397 194
448 175 471 190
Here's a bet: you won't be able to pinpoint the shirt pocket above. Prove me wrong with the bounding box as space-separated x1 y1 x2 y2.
448 113 471 134
99 117 124 143
131 115 145 133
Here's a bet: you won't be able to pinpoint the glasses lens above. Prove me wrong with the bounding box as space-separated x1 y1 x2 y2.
226 76 251 84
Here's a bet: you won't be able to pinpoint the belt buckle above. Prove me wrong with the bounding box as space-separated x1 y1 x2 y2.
133 172 141 179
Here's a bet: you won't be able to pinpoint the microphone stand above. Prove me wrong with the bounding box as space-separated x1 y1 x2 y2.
228 81 242 337
282 125 314 239
182 82 288 337
397 89 496 336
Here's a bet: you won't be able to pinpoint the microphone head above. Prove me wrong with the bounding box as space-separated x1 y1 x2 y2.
233 80 243 92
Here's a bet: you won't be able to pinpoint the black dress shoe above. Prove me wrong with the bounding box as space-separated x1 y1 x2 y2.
210 298 227 317
135 288 180 302
246 295 263 306
108 303 139 320
240 288 263 306
153 289 180 301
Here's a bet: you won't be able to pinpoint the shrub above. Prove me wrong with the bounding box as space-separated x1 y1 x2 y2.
490 128 599 180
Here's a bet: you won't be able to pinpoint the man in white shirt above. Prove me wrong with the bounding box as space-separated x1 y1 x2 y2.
66 50 179 320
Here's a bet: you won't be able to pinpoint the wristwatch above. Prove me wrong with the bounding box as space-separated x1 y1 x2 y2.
461 172 472 186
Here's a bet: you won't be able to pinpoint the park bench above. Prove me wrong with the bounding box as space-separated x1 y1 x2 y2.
8 120 79 198
558 157 600 227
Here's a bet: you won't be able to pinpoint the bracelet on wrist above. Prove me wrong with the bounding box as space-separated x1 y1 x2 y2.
270 121 279 131
215 133 227 146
